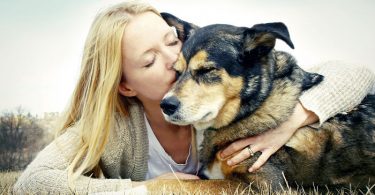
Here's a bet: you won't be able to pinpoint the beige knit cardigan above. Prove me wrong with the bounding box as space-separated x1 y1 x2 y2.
13 62 375 194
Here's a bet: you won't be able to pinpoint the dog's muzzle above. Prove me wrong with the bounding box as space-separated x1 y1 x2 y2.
160 96 180 116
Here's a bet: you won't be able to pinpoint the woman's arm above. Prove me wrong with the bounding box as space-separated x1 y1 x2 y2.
221 61 375 172
300 61 375 125
13 129 132 194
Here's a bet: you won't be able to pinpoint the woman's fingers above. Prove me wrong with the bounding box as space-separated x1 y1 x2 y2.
220 136 256 158
248 149 274 172
227 144 259 166
218 102 315 173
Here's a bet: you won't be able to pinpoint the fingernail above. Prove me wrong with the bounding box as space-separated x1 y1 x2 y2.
248 168 253 173
227 160 232 166
220 151 226 158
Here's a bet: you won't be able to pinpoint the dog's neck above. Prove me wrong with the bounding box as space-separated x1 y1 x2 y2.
208 51 303 147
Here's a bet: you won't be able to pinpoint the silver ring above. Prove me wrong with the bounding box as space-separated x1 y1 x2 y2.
247 145 255 156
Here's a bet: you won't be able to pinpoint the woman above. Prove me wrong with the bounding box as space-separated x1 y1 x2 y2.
14 1 375 194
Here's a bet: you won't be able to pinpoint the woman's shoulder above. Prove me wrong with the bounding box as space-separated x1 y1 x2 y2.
111 99 148 144
114 100 145 128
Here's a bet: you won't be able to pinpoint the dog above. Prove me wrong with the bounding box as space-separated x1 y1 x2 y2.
159 12 375 190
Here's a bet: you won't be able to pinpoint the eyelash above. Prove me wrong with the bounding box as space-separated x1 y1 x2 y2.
168 39 179 46
145 57 155 68
144 39 179 68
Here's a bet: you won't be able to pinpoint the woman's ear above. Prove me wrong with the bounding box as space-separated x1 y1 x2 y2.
118 81 137 97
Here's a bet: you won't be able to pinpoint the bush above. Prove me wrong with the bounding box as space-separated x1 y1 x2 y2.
0 107 52 171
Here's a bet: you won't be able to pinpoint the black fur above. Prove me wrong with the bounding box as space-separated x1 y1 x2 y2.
162 12 375 191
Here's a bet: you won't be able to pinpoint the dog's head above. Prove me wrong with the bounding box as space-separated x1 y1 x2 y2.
160 13 321 130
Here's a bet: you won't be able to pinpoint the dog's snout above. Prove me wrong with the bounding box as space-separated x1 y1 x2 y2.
160 96 180 116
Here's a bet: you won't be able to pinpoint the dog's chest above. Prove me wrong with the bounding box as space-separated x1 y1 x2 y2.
203 160 225 179
196 130 225 179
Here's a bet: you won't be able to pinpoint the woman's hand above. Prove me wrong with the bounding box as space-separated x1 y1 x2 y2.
220 101 318 172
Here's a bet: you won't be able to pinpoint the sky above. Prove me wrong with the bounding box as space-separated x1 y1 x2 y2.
0 0 374 116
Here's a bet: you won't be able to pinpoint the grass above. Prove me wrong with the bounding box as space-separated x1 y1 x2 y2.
0 171 20 195
1 170 374 195
146 179 375 195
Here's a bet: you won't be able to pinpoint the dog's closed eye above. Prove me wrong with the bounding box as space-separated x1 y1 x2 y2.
196 67 217 75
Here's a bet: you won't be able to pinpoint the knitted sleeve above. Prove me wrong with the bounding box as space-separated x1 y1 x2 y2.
13 128 132 194
299 61 375 125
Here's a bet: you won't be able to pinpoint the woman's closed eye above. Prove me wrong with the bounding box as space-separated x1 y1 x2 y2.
144 56 155 68
167 39 180 46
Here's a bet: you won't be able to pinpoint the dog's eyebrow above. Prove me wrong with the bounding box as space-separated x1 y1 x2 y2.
192 62 216 72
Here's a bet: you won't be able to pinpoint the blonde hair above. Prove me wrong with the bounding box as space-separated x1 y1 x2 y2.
55 1 159 188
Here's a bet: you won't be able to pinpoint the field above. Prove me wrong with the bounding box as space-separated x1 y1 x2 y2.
1 171 374 194
0 171 20 195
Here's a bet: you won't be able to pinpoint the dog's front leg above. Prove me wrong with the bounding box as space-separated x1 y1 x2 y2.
225 156 288 192
199 130 220 166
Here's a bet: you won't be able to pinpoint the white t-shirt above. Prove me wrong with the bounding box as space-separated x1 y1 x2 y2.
144 114 200 179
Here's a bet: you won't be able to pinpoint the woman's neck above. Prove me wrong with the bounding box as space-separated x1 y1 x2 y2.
142 99 192 164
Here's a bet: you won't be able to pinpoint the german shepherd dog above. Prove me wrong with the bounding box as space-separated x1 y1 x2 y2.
159 13 375 190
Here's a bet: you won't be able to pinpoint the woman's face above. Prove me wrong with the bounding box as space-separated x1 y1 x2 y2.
120 11 182 104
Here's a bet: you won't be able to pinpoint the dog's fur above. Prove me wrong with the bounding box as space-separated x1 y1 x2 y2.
160 13 375 190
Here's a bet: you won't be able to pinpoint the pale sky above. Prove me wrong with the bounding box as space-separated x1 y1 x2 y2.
1 0 374 116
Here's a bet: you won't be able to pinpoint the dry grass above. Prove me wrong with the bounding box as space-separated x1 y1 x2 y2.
1 171 374 195
0 171 20 195
146 179 375 195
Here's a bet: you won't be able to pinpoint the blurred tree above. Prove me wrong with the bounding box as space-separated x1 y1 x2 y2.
0 106 46 170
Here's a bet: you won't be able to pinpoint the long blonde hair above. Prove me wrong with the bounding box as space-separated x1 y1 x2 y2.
55 1 159 188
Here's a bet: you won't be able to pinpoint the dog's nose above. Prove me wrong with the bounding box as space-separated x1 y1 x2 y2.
160 96 180 116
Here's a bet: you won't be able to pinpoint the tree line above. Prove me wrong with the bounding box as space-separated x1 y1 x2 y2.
0 107 54 171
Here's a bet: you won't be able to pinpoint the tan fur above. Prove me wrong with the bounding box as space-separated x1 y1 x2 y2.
160 15 375 189
215 153 239 177
275 52 288 67
190 50 209 71
146 179 245 194
171 59 244 129
286 126 327 161
208 79 301 147
177 79 224 108
214 70 243 128
206 157 225 179
174 53 187 72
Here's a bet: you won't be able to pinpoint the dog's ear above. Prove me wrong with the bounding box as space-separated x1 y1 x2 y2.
243 22 294 62
161 12 199 42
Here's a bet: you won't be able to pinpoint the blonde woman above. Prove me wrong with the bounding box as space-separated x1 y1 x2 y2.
13 1 375 194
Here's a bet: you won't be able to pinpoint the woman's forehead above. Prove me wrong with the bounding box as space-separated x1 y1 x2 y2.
122 12 171 63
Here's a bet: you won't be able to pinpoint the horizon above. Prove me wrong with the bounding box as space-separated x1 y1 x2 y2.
1 0 374 115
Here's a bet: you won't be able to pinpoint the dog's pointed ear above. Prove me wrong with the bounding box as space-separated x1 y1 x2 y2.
251 23 294 49
161 12 199 42
243 22 294 62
